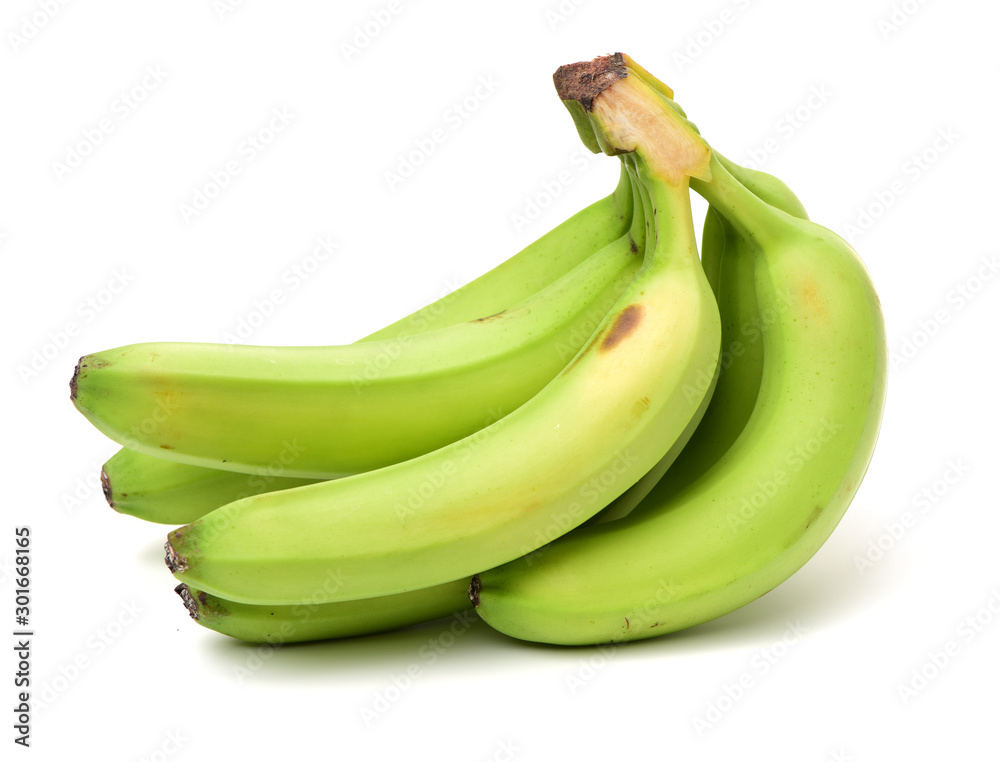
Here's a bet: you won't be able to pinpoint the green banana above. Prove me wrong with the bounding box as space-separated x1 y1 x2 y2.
154 187 642 623
591 163 806 525
175 579 471 644
102 449 321 525
102 169 638 520
600 158 812 522
471 141 887 645
71 198 645 479
651 158 809 494
164 72 721 606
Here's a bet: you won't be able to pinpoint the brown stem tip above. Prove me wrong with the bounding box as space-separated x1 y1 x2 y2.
69 358 83 401
175 584 200 620
164 540 188 573
101 468 115 510
468 575 481 607
553 53 628 111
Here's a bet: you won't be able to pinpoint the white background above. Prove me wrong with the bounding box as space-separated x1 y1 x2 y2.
4 0 999 759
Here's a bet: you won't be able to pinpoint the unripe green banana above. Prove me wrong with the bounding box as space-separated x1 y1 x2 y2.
631 160 812 508
175 579 471 644
654 158 809 492
471 145 887 645
103 169 639 520
72 199 645 479
156 175 644 627
164 75 721 606
591 162 808 525
102 449 321 525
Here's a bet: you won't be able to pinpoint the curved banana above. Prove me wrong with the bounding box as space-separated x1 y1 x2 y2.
589 149 810 526
164 71 721 606
471 143 887 645
175 579 471 644
602 158 811 519
71 198 645 479
102 170 638 519
647 157 809 496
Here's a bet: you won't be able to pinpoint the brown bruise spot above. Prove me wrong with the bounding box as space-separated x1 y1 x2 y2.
159 444 174 450
599 304 644 352
629 236 639 254
552 53 627 111
558 303 644 377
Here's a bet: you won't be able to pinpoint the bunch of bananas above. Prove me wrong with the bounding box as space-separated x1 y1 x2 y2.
71 53 887 647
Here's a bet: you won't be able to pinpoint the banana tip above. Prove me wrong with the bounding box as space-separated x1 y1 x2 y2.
174 584 200 620
69 357 82 401
468 575 481 608
100 468 115 510
164 540 188 574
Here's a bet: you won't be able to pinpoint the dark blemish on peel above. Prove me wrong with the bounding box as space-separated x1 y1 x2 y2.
468 575 481 607
805 505 823 531
599 304 644 352
473 310 506 323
